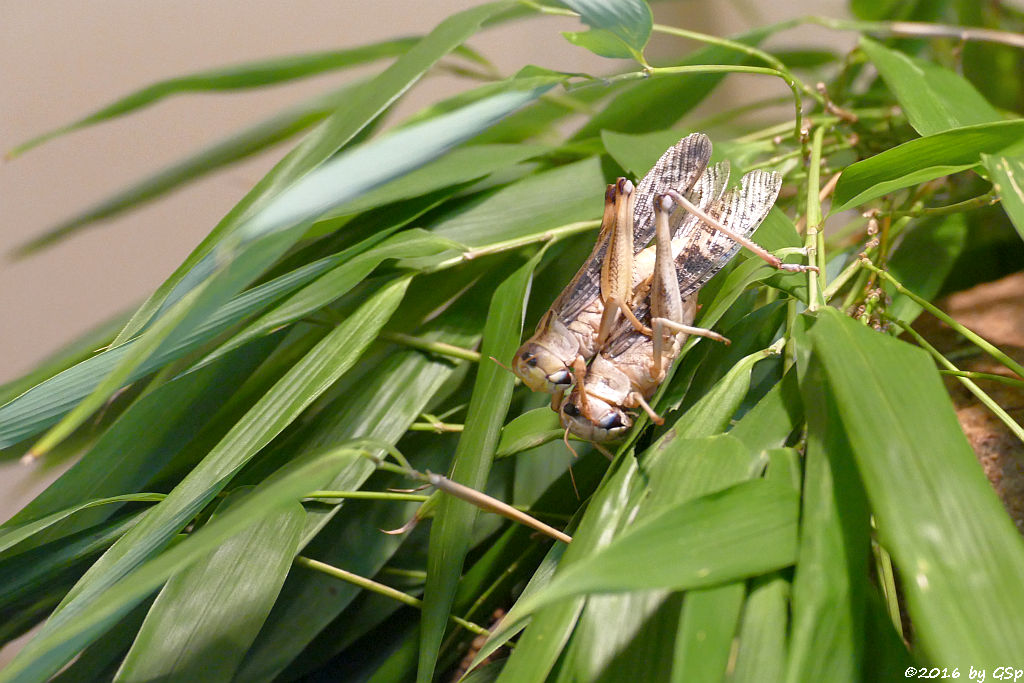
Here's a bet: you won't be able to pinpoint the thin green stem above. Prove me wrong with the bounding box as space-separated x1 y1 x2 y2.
804 15 1024 50
294 556 490 637
885 193 999 219
379 331 481 363
805 127 827 310
939 369 1024 389
647 64 807 140
871 532 904 639
822 253 865 303
304 490 430 502
426 219 600 273
863 260 1024 379
888 316 1024 445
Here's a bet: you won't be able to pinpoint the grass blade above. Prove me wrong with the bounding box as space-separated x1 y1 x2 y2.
113 494 305 682
7 39 421 158
418 251 543 682
807 308 1024 666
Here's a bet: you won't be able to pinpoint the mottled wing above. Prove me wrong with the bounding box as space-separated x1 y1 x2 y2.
603 169 781 358
674 169 782 298
557 133 712 323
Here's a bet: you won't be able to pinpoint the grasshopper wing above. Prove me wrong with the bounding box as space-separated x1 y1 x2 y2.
675 169 782 298
558 133 712 323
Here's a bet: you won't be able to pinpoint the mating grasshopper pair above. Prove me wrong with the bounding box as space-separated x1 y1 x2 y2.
513 133 806 442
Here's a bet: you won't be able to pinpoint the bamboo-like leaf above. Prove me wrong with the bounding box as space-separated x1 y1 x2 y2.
7 39 421 158
510 479 798 615
114 494 305 682
831 119 1024 213
0 495 164 556
107 0 522 346
235 288 487 681
785 320 870 683
571 26 774 139
13 85 362 254
562 0 653 61
2 279 408 683
859 37 1000 136
982 153 1024 242
0 450 358 683
671 584 745 683
807 308 1024 666
886 215 968 325
2 339 277 538
418 251 543 682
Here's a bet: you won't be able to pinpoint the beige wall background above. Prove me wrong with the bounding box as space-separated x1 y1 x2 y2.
0 0 847 665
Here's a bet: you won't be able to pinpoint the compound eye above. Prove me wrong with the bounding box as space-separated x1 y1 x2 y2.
520 351 538 368
562 401 580 418
598 412 623 430
548 369 571 386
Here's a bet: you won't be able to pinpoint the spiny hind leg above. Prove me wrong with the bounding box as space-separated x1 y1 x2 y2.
649 317 730 377
667 188 817 273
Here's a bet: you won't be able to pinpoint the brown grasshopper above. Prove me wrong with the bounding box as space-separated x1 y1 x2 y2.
512 133 715 399
559 169 784 441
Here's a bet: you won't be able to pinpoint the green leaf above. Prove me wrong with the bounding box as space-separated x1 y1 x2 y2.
671 584 745 683
495 407 563 459
5 279 409 682
786 321 870 683
106 0 519 345
982 154 1024 242
0 495 164 557
7 39 421 158
807 308 1024 666
886 214 968 324
428 157 604 248
859 37 1001 136
571 26 774 139
562 0 653 60
831 119 1024 213
511 479 798 615
13 84 362 253
418 251 543 682
563 29 637 60
235 289 486 681
0 451 358 683
114 493 304 682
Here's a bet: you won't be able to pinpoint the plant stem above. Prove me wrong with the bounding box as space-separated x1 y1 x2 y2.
427 219 600 273
863 260 1024 379
805 126 826 310
939 370 1024 389
887 316 1024 445
885 193 998 219
380 331 481 363
305 490 430 502
294 556 490 636
804 15 1024 49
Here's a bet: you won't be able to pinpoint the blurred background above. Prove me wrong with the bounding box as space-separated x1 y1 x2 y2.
0 0 846 547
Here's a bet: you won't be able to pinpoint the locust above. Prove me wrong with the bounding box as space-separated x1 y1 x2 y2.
559 168 784 441
512 133 715 400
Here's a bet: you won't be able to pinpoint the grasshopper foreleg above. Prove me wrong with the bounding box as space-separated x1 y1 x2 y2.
667 188 817 273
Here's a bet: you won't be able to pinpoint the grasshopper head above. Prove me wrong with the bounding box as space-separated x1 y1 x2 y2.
559 391 631 442
513 343 572 393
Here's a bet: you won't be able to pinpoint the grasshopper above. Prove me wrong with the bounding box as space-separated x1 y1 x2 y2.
559 169 784 441
512 133 715 398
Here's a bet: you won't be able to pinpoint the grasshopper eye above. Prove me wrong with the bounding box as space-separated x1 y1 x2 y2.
520 351 538 367
562 402 580 418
